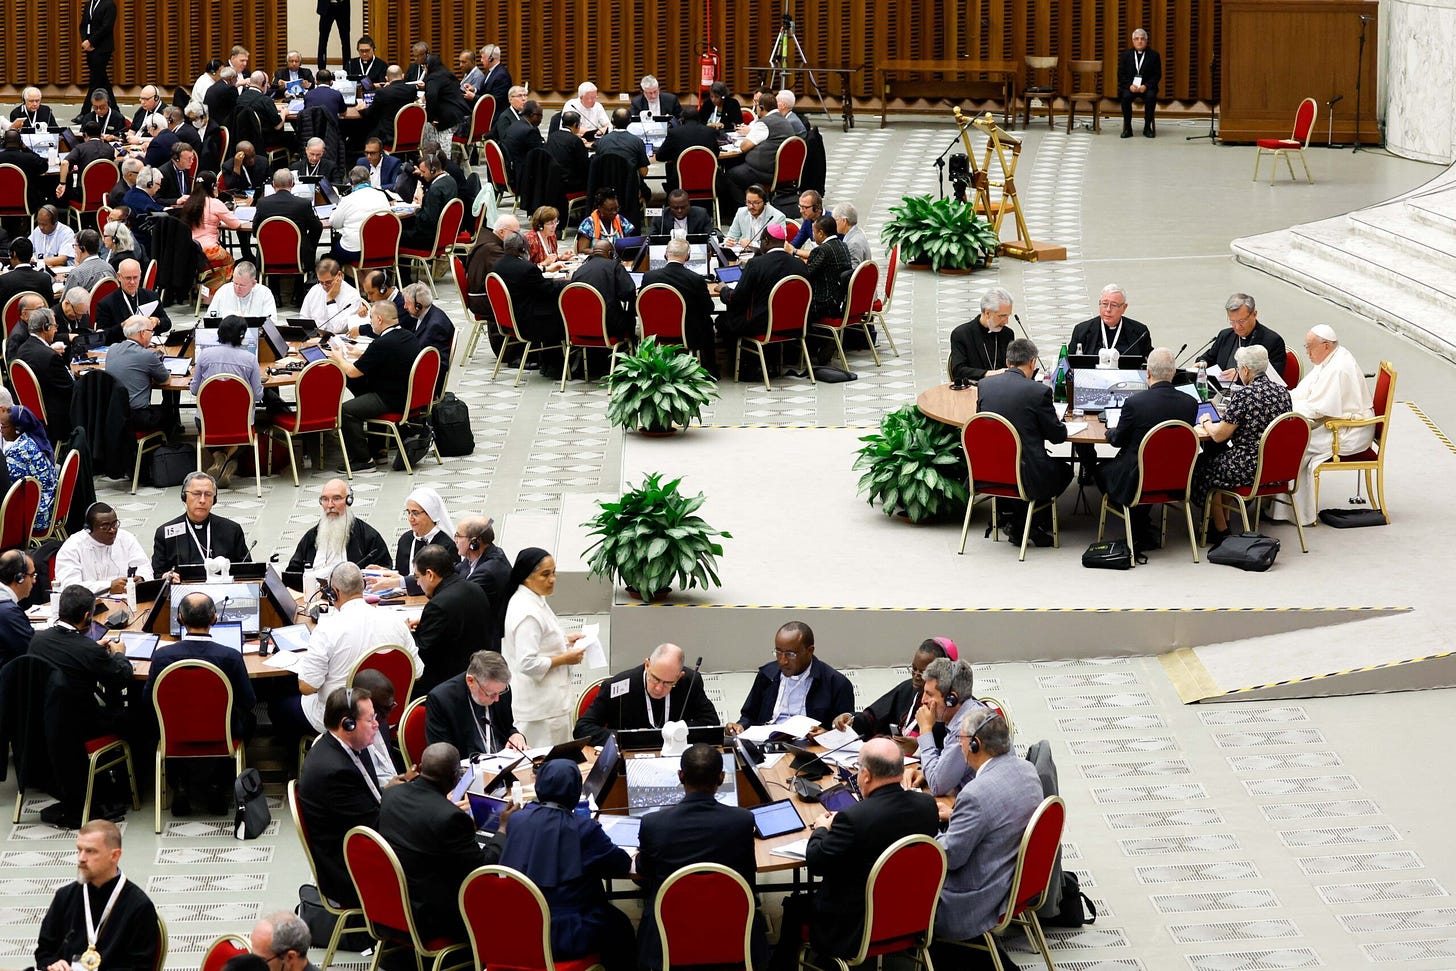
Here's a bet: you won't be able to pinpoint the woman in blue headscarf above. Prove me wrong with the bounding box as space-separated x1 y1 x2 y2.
0 394 57 531
498 759 634 970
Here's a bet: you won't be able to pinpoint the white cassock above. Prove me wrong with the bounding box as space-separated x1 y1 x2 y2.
53 528 153 594
1267 345 1374 525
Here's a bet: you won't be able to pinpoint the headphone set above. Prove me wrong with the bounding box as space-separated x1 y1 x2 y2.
465 518 495 552
967 711 1003 754
341 688 358 732
0 552 28 585
943 688 961 709
180 472 216 502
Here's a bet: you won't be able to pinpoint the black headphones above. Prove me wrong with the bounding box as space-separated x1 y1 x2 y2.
180 471 215 504
341 688 357 733
967 711 1002 755
344 485 355 506
468 533 480 551
944 688 961 709
0 551 28 585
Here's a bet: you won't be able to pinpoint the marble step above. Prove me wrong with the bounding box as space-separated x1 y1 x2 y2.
1288 219 1456 308
1406 187 1456 233
1347 203 1456 266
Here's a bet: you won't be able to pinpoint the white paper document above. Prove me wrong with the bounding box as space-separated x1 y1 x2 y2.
264 650 301 671
770 838 810 860
138 300 159 317
738 715 822 743
1064 421 1089 437
577 623 607 669
812 728 863 754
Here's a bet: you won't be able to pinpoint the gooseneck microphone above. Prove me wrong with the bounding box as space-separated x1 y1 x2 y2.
676 656 705 722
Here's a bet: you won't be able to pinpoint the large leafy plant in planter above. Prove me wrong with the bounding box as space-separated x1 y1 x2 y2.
880 194 1002 272
583 473 731 600
607 337 719 434
854 405 970 523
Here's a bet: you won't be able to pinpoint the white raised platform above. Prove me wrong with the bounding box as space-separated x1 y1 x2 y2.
607 418 1456 699
1232 163 1456 363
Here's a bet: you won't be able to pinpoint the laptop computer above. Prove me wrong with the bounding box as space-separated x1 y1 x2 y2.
210 621 245 652
733 737 773 803
581 734 621 805
467 791 510 833
280 318 319 341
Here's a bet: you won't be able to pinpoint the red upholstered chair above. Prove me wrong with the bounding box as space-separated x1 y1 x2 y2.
866 244 900 357
576 677 607 721
959 412 1060 561
255 216 307 288
33 448 82 543
385 103 428 156
363 346 442 474
636 283 693 355
90 274 121 310
799 834 946 971
400 197 465 298
287 781 367 970
454 256 493 362
8 360 47 426
200 936 250 971
657 864 756 969
770 135 808 196
68 158 119 228
344 826 471 971
348 645 417 730
1283 350 1301 389
267 358 349 485
558 281 627 391
0 164 33 222
459 865 606 971
151 660 246 832
936 796 1065 971
0 477 40 551
455 205 489 259
812 260 882 369
398 697 428 772
675 145 721 227
734 275 814 391
1253 97 1318 184
2 291 44 336
976 696 1017 740
486 271 554 385
1098 420 1201 564
453 94 496 159
1315 359 1396 523
483 140 515 210
1202 411 1312 552
196 373 262 497
741 108 755 125
352 211 403 290
142 259 158 290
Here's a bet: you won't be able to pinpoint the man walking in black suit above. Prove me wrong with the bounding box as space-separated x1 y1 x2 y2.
976 337 1072 547
1119 28 1162 138
637 744 763 970
378 742 500 940
316 0 350 72
642 236 719 374
1095 347 1198 556
298 686 383 907
425 650 526 758
771 737 940 971
411 545 492 695
79 0 118 106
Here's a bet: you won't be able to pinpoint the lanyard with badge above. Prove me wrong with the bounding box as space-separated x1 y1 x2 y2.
78 873 127 970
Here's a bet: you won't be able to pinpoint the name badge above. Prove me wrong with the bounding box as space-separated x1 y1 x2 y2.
610 679 629 699
163 522 187 539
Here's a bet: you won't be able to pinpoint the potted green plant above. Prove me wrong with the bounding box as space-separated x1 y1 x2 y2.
606 337 719 435
879 194 1002 273
854 405 970 523
583 472 732 601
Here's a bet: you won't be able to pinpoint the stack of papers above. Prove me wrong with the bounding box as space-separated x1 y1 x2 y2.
738 715 822 743
264 651 302 671
1064 421 1089 437
770 838 810 860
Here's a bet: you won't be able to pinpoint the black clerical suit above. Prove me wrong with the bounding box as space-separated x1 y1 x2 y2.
272 66 316 98
26 621 134 741
36 874 158 971
298 731 381 907
1204 322 1289 383
15 334 75 440
94 286 172 345
79 0 119 106
425 671 518 758
735 656 854 730
975 368 1072 527
0 264 57 307
716 248 803 340
145 635 255 738
1067 314 1152 360
151 512 250 576
848 678 921 739
544 128 590 192
502 117 545 175
368 82 419 144
457 545 510 643
573 666 720 744
287 518 391 574
413 573 491 695
1117 46 1163 134
203 82 238 130
155 159 194 205
569 252 636 340
393 529 457 576
640 260 718 375
652 207 713 236
378 775 496 940
492 253 566 343
637 790 762 971
1094 381 1198 550
630 91 683 121
948 319 1014 384
0 596 31 663
346 57 388 86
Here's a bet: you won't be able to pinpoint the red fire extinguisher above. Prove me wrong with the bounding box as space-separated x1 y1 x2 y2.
698 44 720 101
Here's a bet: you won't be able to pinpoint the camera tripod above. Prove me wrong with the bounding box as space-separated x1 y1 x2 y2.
766 10 832 122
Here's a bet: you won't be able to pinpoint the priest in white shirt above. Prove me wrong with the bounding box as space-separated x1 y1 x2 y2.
562 81 611 135
299 256 364 334
1267 324 1375 526
54 502 153 594
205 261 277 322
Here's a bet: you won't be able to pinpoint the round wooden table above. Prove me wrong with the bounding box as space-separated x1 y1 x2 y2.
916 382 1108 444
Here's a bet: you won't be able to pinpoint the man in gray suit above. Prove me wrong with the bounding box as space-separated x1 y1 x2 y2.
724 92 791 211
933 708 1044 968
974 337 1071 547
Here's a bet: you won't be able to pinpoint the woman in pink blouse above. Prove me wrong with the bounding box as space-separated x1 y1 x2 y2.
177 170 242 303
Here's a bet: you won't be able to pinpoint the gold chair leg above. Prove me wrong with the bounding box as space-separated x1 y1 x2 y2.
1290 493 1309 552
391 422 413 474
1096 495 1108 540
756 343 771 391
251 440 262 497
832 330 849 370
559 344 572 392
958 495 975 554
800 339 816 383
1019 508 1034 561
337 430 352 480
513 342 533 387
154 749 164 833
1124 506 1136 567
1185 502 1199 563
860 322 881 366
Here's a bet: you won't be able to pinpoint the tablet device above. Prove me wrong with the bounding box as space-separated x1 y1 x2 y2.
120 632 160 660
268 623 311 652
162 357 191 377
715 265 743 285
1196 401 1222 423
581 734 621 805
750 799 806 839
299 344 328 363
1102 406 1122 431
134 578 165 604
819 785 858 812
467 792 509 832
449 766 476 803
598 813 642 849
483 754 527 796
532 738 592 766
210 621 245 652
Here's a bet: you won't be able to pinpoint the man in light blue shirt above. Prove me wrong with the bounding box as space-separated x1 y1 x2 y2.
915 658 986 796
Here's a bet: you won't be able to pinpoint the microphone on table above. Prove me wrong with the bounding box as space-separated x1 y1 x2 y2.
1013 314 1046 375
216 594 232 624
1178 336 1217 369
789 734 864 784
675 656 705 722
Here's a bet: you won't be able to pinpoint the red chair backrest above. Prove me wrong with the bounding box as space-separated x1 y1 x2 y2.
1292 97 1317 143
349 646 416 728
1004 797 1066 920
343 827 415 937
773 136 808 188
0 477 40 550
637 283 687 343
0 164 31 216
675 145 718 197
290 358 347 434
417 197 465 259
1251 412 1311 493
963 412 1024 498
399 697 428 771
143 260 158 290
256 216 306 274
1370 363 1396 443
358 211 402 270
485 272 523 340
1133 421 1199 503
464 94 495 141
657 865 755 967
391 104 427 153
403 347 442 417
3 291 44 330
197 373 256 448
201 938 249 971
843 260 880 322
1283 350 1300 389
883 244 900 305
577 680 603 720
9 360 46 423
483 140 510 190
459 866 557 970
762 275 811 342
153 660 236 754
560 282 609 345
44 449 82 536
858 836 947 957
78 159 119 210
90 275 121 308
740 108 755 125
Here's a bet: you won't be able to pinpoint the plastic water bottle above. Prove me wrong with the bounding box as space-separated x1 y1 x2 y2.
1196 364 1209 401
125 574 137 616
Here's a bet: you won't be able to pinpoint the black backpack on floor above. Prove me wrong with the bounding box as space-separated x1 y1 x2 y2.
432 393 475 456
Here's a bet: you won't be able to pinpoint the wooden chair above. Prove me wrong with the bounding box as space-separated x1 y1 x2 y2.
1018 55 1060 129
733 275 814 391
1283 350 1301 388
347 645 419 730
482 140 516 211
1065 60 1103 133
0 477 41 552
1314 359 1396 522
33 448 82 544
454 256 493 362
1253 97 1318 184
960 413 1060 561
452 94 496 161
8 359 47 426
68 158 119 228
771 136 809 197
200 936 250 971
89 274 121 309
0 164 33 223
255 216 308 288
637 283 693 357
1097 420 1201 564
1202 411 1311 552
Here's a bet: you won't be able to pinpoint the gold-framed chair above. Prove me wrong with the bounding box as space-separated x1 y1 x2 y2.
1313 359 1396 523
